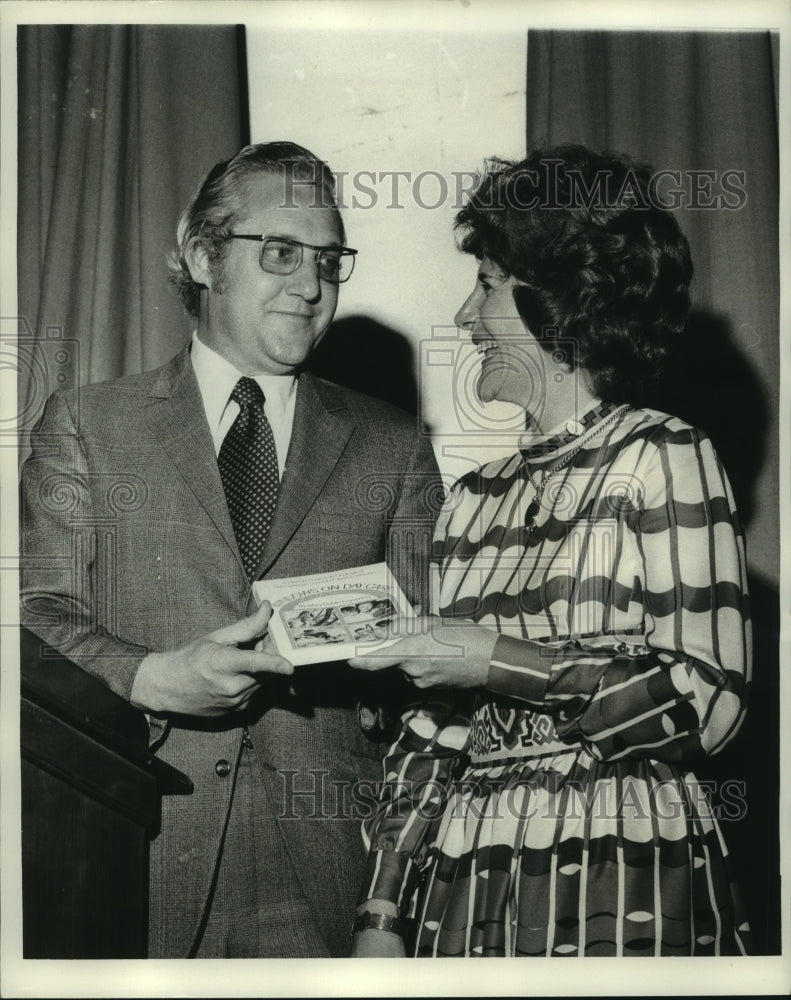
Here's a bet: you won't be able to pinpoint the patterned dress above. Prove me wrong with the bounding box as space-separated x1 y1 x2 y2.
360 401 751 957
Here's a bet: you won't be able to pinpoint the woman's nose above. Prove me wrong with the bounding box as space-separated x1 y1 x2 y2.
454 288 480 329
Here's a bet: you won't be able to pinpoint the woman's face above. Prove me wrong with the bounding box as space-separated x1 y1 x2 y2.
454 258 548 409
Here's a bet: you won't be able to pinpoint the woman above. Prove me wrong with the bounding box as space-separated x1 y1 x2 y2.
349 145 751 958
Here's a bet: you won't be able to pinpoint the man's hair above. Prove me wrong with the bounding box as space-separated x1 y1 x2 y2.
168 142 344 318
454 144 693 406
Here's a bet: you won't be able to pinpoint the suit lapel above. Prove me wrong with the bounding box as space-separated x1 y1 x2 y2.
143 348 242 568
257 372 353 577
142 356 353 581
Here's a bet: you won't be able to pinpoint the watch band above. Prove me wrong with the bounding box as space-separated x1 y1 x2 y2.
352 910 410 938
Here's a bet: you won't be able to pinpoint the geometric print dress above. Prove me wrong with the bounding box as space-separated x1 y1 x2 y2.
359 401 751 956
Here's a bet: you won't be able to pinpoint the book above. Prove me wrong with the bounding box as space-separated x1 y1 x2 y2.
252 562 414 665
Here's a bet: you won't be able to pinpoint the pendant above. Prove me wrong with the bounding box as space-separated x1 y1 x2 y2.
524 498 540 530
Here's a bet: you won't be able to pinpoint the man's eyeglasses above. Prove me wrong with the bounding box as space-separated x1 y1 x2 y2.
226 235 357 283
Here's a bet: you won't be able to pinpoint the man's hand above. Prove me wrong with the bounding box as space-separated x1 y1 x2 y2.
348 614 498 690
130 601 293 716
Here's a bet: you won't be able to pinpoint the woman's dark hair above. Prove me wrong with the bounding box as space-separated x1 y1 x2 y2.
168 141 344 318
454 144 693 405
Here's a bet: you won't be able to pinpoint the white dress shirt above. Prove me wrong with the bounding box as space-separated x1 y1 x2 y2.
190 332 297 477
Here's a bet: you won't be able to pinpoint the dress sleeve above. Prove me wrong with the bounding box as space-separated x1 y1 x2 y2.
358 692 472 914
487 425 751 763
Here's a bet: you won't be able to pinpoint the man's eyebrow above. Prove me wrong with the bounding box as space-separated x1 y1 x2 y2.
267 232 345 250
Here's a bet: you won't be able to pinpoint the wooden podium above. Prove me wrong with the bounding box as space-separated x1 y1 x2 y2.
20 628 192 958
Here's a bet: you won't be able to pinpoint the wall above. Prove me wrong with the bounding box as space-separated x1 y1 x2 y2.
247 26 528 483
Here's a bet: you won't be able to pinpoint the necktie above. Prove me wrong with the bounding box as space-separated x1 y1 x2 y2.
218 377 280 580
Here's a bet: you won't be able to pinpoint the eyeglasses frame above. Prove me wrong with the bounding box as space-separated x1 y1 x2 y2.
226 234 358 283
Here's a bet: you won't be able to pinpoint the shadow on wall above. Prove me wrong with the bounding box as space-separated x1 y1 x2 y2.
652 307 769 528
651 307 780 954
308 315 419 418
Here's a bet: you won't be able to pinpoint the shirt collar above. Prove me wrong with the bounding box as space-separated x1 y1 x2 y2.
190 332 297 432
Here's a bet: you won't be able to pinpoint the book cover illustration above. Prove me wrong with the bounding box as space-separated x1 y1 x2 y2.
252 563 413 665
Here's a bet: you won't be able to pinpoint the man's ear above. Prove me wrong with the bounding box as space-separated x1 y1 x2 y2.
185 241 213 289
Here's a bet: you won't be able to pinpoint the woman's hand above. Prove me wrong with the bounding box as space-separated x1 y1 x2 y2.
350 900 407 958
351 928 407 958
349 615 498 689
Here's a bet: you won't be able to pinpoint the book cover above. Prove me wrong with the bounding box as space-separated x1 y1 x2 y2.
252 563 413 665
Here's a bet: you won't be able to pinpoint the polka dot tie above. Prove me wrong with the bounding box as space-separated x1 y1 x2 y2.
218 377 280 580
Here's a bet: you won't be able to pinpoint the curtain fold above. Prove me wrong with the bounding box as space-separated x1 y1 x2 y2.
17 24 247 446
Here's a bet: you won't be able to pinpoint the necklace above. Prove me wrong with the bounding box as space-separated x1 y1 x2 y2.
523 403 630 536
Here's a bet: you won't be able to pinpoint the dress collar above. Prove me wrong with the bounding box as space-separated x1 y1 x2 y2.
519 399 626 465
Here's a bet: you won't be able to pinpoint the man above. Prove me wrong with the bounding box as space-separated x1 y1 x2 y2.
20 142 441 958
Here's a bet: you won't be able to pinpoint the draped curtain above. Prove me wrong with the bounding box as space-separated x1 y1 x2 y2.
524 29 780 954
17 24 248 451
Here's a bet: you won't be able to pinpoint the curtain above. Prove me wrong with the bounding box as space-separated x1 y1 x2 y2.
525 29 780 954
17 24 248 450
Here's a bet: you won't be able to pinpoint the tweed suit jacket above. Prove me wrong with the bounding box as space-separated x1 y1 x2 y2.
20 346 442 957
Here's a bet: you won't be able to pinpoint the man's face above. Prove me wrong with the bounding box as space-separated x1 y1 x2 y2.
191 173 342 375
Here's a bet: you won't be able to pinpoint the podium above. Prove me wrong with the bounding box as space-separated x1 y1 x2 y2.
20 628 191 958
